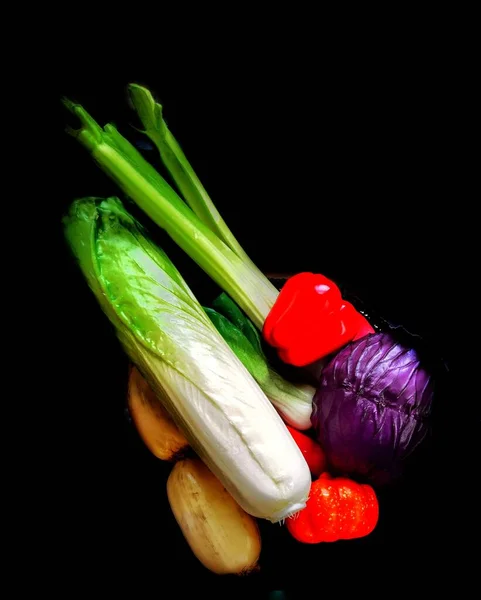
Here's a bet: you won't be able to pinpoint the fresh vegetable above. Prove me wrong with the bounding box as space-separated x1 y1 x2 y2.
167 458 261 575
212 293 266 353
127 366 189 460
311 332 434 484
263 272 375 366
286 426 326 477
128 84 261 274
64 99 278 331
204 293 314 430
286 473 379 543
129 366 262 573
64 196 311 521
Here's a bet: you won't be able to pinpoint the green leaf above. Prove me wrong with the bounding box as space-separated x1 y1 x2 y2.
212 292 265 356
206 297 315 430
204 307 269 383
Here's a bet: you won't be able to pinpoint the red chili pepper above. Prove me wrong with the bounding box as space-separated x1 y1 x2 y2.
263 272 375 366
286 473 379 543
286 425 326 477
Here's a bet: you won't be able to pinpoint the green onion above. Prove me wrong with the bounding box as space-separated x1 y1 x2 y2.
127 83 262 274
64 99 278 330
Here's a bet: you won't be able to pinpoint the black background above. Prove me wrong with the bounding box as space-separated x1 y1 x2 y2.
45 50 468 597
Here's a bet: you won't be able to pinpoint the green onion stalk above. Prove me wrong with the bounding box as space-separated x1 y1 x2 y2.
64 98 278 331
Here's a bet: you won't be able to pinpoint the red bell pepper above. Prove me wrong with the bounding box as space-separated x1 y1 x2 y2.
286 425 326 477
286 473 379 543
263 272 374 366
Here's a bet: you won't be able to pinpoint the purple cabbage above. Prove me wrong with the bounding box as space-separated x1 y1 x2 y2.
311 332 434 485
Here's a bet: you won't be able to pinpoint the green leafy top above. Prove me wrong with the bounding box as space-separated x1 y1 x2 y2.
64 196 213 364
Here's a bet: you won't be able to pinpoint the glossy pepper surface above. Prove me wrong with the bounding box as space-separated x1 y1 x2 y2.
286 425 326 477
286 473 379 543
263 272 374 366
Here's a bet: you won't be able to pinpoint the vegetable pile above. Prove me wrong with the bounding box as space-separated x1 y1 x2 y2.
62 84 436 575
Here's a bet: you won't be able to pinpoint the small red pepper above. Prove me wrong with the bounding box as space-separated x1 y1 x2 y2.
286 473 379 543
263 272 374 366
286 425 326 477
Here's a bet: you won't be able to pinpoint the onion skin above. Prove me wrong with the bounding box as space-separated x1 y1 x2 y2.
311 332 434 485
